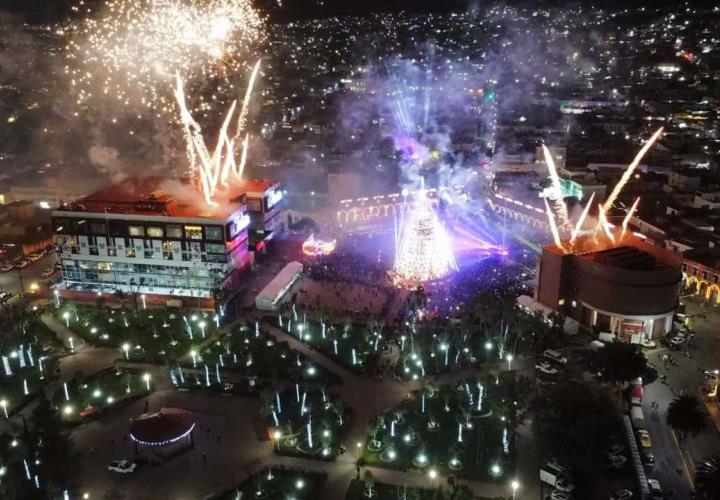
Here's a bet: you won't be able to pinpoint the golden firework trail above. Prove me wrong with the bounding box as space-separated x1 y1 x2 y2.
542 144 572 231
570 192 595 245
175 61 261 205
544 198 564 251
601 127 664 217
620 197 641 240
598 204 615 243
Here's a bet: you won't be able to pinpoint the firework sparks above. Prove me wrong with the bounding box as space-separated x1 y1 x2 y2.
620 197 641 240
542 145 572 231
598 204 615 243
570 192 595 245
175 61 261 205
65 0 263 115
601 127 664 217
544 198 564 251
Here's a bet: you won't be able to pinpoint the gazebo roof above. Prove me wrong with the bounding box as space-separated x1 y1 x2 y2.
129 407 196 446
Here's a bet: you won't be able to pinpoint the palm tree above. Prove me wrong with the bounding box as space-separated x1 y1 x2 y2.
695 456 720 500
666 394 707 438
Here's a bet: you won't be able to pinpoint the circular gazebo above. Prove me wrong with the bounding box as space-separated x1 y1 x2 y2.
130 407 196 457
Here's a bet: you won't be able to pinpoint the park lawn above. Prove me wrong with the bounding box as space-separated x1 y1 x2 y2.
51 367 151 424
208 466 326 500
0 319 68 415
172 323 339 394
361 374 517 482
274 316 381 374
268 384 351 461
54 305 219 363
345 479 474 500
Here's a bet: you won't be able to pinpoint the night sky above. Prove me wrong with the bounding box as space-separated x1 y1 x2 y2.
1 0 680 24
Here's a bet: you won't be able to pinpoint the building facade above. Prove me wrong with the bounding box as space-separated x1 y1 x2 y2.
52 177 253 299
535 235 683 341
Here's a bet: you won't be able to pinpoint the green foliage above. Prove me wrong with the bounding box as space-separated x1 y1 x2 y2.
531 380 619 473
595 342 647 384
31 394 77 493
666 394 707 437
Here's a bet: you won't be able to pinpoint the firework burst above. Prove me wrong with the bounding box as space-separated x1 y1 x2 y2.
175 60 261 205
65 0 264 115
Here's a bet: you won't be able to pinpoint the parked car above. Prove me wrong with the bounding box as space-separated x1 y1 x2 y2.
15 260 29 269
647 479 663 498
637 429 652 448
107 459 137 474
640 338 657 348
0 263 14 272
606 454 628 469
0 291 11 302
40 268 54 278
640 448 655 467
536 362 559 376
669 336 687 347
610 489 633 500
544 349 568 365
555 476 575 492
703 369 719 382
545 491 572 500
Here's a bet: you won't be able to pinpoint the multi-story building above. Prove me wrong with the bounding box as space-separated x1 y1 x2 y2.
51 177 254 299
232 179 284 250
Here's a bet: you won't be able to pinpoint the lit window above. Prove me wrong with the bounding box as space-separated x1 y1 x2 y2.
571 300 577 308
166 225 183 239
129 226 144 237
205 226 223 241
184 225 203 240
146 227 164 238
558 299 565 306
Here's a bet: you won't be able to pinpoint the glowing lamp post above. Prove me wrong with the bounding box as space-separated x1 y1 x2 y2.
68 337 75 353
0 399 8 418
511 480 520 500
198 321 206 339
484 340 493 358
141 294 147 310
190 350 198 367
122 343 130 360
53 289 60 308
62 311 70 328
142 373 151 391
506 353 514 371
273 430 282 451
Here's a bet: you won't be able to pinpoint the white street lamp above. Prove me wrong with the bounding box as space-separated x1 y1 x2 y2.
122 343 130 360
142 373 151 391
506 353 514 371
511 479 519 500
0 399 8 418
141 294 147 310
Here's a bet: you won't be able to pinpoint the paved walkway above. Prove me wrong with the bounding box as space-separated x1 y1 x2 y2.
7 310 538 499
262 321 538 500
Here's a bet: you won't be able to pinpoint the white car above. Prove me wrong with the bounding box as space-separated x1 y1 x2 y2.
40 268 54 278
669 336 686 346
536 362 559 376
610 490 633 500
703 369 719 382
0 264 13 272
107 459 137 474
640 338 657 348
647 479 662 498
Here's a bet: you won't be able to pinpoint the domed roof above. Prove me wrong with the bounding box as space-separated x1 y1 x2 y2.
129 407 196 446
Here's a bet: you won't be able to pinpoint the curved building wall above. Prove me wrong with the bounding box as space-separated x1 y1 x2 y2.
567 256 682 316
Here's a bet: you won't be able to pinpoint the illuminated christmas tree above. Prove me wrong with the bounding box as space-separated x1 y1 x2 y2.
394 192 457 284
